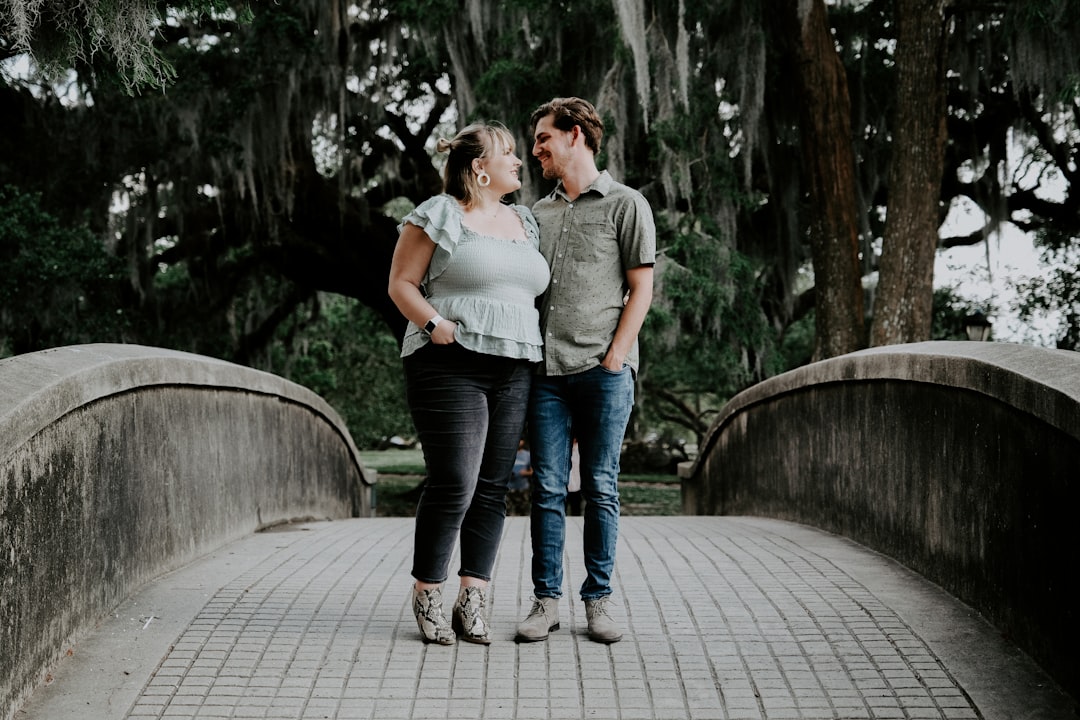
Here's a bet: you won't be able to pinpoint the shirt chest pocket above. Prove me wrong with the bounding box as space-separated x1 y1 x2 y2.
571 221 616 265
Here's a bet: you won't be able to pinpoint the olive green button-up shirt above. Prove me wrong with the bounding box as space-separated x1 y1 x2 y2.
532 171 656 376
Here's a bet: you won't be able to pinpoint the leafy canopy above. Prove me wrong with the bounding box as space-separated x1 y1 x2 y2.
1 0 250 90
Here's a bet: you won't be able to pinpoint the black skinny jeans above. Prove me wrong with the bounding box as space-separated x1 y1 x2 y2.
404 343 532 584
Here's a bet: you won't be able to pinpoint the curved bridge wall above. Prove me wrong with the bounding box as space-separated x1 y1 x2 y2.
683 341 1079 702
0 344 373 720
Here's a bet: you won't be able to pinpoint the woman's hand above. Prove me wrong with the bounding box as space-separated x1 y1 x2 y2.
429 319 457 345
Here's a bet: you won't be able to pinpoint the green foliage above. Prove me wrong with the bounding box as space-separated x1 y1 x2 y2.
931 286 993 342
663 222 780 385
473 58 545 119
391 0 460 28
271 294 414 450
359 449 425 474
1009 240 1080 350
0 185 130 357
618 481 683 516
630 41 781 442
360 450 683 517
368 474 424 518
7 0 1080 453
640 213 781 443
778 311 815 370
3 0 250 92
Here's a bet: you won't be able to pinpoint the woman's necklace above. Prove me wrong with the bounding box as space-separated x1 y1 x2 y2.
473 190 502 219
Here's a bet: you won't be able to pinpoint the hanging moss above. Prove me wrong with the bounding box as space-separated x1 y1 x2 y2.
613 0 651 129
1 0 251 91
1005 0 1080 102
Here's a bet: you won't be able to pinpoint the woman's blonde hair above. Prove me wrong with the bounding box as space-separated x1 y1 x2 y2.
437 122 516 207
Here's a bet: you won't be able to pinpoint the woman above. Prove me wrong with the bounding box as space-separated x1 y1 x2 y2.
388 122 549 644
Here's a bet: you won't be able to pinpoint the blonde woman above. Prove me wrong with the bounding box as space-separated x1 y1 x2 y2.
388 122 549 644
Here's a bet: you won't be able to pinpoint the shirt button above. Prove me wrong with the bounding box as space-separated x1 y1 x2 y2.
552 279 558 284
568 203 573 209
549 306 555 311
562 228 568 233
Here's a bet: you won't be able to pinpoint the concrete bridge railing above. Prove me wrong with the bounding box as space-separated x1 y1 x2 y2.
0 344 373 720
682 340 1079 703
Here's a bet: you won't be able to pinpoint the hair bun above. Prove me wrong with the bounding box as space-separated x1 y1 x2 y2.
435 138 452 153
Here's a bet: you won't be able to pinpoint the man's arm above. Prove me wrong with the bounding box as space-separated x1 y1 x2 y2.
601 264 654 371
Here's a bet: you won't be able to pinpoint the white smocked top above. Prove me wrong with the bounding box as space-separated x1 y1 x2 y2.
398 194 551 361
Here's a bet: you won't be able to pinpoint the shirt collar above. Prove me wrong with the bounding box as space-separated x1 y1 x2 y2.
551 170 613 202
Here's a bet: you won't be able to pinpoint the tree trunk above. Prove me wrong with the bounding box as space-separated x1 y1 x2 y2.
782 0 866 359
871 0 950 346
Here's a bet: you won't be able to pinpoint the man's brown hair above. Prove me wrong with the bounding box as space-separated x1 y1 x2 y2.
530 97 604 155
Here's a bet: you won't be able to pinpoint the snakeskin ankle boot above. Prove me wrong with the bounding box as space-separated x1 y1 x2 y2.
452 586 491 645
412 586 455 645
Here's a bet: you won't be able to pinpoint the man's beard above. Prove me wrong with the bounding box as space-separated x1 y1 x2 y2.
540 154 564 180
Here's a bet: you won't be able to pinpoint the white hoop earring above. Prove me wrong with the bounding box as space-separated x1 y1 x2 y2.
477 171 491 187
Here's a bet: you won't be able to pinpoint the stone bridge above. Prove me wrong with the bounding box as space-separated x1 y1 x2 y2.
2 342 1076 719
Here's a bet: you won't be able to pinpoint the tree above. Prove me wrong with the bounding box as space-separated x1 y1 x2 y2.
0 0 245 90
3 2 431 362
3 0 1080 448
0 185 130 355
771 0 866 359
269 294 414 449
642 221 779 445
871 0 952 346
1011 241 1080 350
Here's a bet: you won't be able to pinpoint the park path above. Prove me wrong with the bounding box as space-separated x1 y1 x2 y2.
15 516 1073 720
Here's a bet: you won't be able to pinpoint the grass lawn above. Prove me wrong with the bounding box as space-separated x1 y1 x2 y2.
359 450 683 517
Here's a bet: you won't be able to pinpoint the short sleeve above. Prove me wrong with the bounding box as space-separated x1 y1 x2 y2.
512 205 541 249
397 194 464 282
617 192 657 269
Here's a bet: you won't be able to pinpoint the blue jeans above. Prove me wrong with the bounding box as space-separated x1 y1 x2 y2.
405 344 532 584
528 364 635 600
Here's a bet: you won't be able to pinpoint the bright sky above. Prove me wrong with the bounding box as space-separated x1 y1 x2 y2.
935 208 1056 347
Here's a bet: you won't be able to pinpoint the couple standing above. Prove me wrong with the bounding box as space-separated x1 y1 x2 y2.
387 97 656 645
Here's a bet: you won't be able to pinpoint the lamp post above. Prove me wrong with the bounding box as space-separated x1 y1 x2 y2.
964 310 993 341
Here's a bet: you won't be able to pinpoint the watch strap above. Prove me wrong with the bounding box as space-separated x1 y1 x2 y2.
423 315 444 334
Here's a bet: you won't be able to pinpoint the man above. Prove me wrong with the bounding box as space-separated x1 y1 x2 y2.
516 97 656 644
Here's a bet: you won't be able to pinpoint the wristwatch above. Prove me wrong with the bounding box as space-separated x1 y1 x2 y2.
423 314 443 335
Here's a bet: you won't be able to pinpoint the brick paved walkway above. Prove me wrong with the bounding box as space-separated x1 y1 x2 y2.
15 517 1074 720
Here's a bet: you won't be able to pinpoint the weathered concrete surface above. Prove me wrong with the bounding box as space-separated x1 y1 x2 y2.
683 340 1079 705
14 516 1079 720
0 344 373 720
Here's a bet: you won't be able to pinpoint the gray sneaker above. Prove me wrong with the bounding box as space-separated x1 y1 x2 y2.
584 596 623 643
515 597 560 642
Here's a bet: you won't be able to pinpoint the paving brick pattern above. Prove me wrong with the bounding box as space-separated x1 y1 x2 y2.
116 517 981 720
